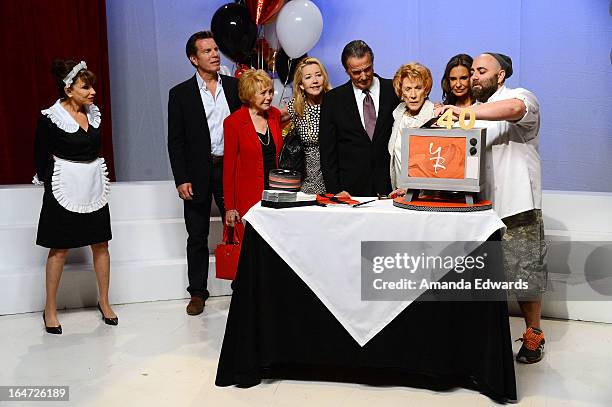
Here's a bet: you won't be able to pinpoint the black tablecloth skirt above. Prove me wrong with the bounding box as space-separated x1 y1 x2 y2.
216 224 517 402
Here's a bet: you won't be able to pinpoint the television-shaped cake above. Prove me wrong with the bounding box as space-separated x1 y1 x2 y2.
398 127 487 194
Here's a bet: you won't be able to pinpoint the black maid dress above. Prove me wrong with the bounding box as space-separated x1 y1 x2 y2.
34 100 112 249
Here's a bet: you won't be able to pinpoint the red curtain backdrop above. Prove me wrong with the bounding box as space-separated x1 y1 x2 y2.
0 0 115 184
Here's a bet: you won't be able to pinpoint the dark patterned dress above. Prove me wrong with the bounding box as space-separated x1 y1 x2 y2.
34 100 111 249
287 98 325 194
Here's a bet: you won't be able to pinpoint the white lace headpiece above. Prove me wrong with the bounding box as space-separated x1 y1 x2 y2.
63 61 87 87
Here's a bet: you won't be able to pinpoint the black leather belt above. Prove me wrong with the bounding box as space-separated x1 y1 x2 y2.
211 155 223 165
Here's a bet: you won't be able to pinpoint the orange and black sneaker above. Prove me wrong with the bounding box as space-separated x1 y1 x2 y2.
515 327 545 364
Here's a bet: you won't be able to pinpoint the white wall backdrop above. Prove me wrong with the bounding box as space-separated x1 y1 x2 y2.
106 0 612 193
106 0 232 181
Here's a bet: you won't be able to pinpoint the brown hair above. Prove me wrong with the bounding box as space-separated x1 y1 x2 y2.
52 59 96 99
291 57 332 117
441 53 473 105
185 31 215 67
341 40 373 69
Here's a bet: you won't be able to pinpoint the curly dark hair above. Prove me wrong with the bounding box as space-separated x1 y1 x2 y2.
441 54 473 105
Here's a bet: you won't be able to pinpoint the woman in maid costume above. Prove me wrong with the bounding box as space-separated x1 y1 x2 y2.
33 59 117 334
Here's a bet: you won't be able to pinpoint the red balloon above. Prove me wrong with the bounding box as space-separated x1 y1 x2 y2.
246 0 285 25
234 64 250 78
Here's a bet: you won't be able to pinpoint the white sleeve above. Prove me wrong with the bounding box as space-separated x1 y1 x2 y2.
509 88 540 132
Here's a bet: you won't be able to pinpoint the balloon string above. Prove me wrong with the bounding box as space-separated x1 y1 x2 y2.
279 57 292 104
283 57 292 87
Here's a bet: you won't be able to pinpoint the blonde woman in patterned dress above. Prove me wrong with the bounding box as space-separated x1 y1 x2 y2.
286 57 332 194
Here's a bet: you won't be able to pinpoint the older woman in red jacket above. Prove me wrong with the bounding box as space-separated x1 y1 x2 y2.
223 69 283 238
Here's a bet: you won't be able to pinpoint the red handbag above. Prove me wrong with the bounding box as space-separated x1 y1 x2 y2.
215 226 241 280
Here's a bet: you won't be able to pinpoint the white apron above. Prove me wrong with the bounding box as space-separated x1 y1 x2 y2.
50 156 110 213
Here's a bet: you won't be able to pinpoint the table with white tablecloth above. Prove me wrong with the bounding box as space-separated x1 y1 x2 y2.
216 199 516 402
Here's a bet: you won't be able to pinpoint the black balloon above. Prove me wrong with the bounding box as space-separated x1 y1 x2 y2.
211 3 257 63
276 49 307 85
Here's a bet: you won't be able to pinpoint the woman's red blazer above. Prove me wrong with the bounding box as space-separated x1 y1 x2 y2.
223 105 283 217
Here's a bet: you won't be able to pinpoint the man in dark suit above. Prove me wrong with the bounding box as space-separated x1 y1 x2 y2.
319 40 399 197
168 31 241 315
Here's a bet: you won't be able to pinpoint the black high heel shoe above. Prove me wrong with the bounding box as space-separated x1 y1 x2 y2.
97 303 118 326
42 311 62 335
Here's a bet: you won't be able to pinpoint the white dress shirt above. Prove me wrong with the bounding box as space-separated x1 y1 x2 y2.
352 76 380 130
475 85 542 219
196 72 231 156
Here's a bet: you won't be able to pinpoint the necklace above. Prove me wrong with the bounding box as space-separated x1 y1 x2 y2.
258 126 270 146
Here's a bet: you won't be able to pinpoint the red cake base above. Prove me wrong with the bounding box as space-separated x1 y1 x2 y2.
393 195 493 212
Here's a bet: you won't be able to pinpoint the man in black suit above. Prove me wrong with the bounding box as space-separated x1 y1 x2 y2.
319 40 399 197
168 31 241 315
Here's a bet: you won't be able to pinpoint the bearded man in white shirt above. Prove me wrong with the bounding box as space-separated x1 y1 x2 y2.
437 52 547 364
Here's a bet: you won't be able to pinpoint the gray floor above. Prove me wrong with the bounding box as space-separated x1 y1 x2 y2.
1 298 611 406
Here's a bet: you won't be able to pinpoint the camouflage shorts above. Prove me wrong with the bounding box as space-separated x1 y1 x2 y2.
502 209 548 298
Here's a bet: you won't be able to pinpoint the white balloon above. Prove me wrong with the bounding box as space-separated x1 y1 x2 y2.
276 0 323 58
263 20 280 51
272 78 293 108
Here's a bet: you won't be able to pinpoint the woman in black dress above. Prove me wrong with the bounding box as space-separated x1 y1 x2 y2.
34 60 117 334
